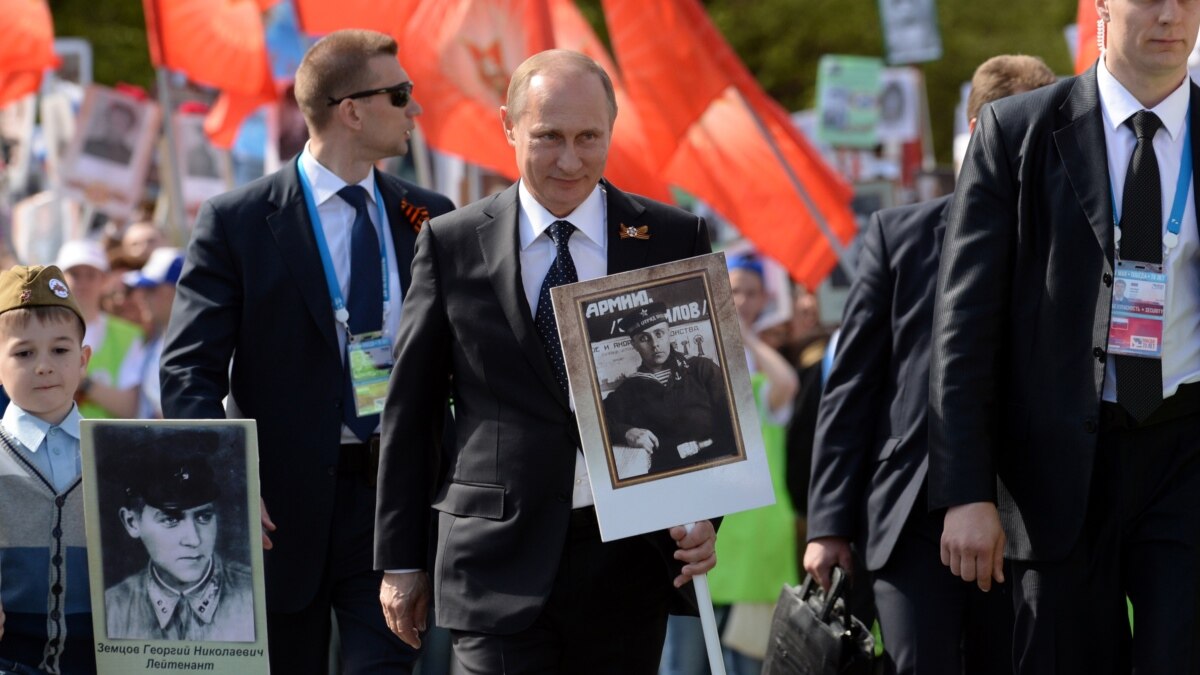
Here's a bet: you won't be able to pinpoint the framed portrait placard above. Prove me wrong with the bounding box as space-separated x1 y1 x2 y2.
60 85 161 220
551 252 774 541
80 420 269 674
172 111 233 225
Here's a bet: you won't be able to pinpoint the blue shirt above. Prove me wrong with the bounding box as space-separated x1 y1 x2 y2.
2 402 83 493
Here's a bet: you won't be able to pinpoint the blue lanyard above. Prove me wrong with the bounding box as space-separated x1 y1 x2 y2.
1111 108 1193 255
296 159 391 329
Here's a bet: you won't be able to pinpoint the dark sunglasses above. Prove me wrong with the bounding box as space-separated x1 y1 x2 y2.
327 81 413 108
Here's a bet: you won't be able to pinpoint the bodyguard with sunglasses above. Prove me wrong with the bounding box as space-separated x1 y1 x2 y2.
160 30 453 674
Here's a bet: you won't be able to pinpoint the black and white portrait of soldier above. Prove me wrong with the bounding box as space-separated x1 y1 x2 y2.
99 429 256 643
602 301 739 478
82 99 139 166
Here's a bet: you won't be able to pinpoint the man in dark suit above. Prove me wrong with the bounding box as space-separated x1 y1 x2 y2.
160 30 453 675
373 49 717 674
932 1 1200 672
805 55 1055 675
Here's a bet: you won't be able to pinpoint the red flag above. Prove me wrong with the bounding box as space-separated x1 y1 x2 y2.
0 0 56 107
603 0 857 288
143 0 272 97
1076 0 1100 74
401 0 669 200
293 0 415 37
400 0 554 178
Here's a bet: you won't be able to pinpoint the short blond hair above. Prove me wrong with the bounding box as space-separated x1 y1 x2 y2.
294 29 399 131
967 55 1057 122
506 49 617 125
0 306 85 343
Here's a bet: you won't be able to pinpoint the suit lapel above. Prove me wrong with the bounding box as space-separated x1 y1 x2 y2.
1053 65 1115 260
378 175 418 297
604 181 651 274
266 160 340 355
477 185 569 408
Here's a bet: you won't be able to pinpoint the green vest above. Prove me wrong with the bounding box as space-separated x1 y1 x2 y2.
708 372 799 604
81 315 143 419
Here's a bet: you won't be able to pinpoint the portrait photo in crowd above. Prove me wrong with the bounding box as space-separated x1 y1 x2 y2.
878 0 943 64
60 84 160 220
172 111 233 223
552 253 775 541
81 420 270 674
876 67 925 144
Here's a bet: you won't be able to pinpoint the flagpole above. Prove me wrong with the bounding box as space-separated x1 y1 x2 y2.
735 92 855 279
156 66 188 246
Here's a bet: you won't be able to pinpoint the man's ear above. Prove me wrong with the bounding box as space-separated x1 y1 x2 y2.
119 507 141 539
500 106 517 147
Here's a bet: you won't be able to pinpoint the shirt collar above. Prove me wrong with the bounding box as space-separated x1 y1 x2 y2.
1 402 82 453
1098 56 1190 141
517 180 607 251
147 558 222 629
300 143 378 209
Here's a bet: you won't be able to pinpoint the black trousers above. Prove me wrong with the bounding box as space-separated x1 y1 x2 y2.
1011 408 1200 674
873 499 1014 675
451 507 672 675
265 454 419 674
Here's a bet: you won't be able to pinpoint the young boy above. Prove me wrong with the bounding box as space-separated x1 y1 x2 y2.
0 265 94 674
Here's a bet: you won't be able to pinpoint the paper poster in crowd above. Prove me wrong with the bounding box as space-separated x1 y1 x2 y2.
878 0 943 65
60 85 161 220
876 68 924 145
551 253 774 541
172 112 233 225
81 420 270 675
0 95 36 197
816 55 883 149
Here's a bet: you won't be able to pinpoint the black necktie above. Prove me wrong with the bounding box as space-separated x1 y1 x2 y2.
338 185 383 441
534 220 578 394
1116 110 1164 423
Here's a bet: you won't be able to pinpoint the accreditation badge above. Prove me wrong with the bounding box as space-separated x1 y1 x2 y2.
348 331 394 416
1107 260 1166 359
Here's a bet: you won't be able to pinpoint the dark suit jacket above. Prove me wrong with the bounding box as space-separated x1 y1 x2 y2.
808 195 950 571
374 180 711 633
929 66 1200 562
160 159 454 612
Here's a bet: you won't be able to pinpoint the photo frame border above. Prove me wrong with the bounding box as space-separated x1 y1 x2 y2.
80 419 270 675
551 252 775 541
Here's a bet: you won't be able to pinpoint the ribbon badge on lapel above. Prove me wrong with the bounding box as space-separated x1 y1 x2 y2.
619 224 650 240
400 199 431 234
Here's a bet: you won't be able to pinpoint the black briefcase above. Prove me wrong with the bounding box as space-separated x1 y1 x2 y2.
762 567 877 675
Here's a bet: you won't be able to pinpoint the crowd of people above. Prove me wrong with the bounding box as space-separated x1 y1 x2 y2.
2 0 1198 672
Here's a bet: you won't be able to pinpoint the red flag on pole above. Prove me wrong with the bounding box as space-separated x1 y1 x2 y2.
1076 0 1101 74
399 0 670 201
602 0 857 288
142 0 278 148
0 0 56 107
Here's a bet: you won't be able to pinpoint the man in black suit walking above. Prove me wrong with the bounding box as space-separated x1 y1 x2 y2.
160 29 454 674
374 49 717 674
932 1 1200 671
804 55 1055 675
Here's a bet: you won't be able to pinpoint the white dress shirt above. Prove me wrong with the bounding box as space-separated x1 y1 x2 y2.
3 402 83 493
1097 58 1200 401
299 147 404 441
517 179 607 508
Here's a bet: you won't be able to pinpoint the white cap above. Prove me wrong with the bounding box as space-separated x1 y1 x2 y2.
55 239 110 273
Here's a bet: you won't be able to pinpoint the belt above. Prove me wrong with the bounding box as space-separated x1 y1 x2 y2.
1100 381 1200 431
339 436 380 486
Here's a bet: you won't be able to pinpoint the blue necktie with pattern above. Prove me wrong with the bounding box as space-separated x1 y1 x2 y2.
534 220 578 394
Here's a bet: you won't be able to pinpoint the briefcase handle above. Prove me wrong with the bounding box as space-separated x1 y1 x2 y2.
798 565 850 624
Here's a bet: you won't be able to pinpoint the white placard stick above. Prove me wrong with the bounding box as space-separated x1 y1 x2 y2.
685 522 727 675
